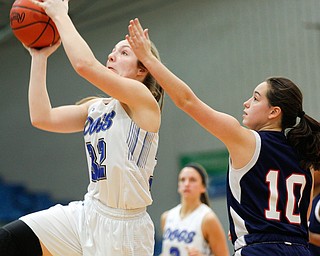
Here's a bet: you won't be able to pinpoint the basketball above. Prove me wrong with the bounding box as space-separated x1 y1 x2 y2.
10 0 60 48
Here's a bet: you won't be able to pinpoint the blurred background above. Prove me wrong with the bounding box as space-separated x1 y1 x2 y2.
1 0 320 254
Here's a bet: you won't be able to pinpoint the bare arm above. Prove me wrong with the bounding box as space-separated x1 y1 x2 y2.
309 232 320 247
127 18 255 167
30 0 160 132
27 42 91 133
202 212 230 256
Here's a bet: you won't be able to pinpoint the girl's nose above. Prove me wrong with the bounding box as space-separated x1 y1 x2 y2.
184 179 190 186
108 52 115 62
243 97 252 108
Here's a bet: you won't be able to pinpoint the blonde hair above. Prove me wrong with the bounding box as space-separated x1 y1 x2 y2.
76 96 100 105
138 41 165 111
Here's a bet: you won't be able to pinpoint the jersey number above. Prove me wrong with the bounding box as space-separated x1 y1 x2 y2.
265 170 306 224
169 247 180 256
86 138 107 182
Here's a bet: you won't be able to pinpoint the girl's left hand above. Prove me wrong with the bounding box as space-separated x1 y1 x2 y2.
29 0 69 20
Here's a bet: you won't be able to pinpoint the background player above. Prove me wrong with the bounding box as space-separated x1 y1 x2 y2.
309 169 320 255
126 18 320 256
0 1 164 255
161 163 229 256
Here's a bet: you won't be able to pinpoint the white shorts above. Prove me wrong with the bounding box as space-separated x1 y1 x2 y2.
20 196 154 256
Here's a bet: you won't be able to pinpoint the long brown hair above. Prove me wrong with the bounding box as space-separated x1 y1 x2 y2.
266 77 320 170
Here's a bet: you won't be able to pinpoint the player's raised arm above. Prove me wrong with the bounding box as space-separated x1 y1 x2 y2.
30 0 160 128
127 18 254 167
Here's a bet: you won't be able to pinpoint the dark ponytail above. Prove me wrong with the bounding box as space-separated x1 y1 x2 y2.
266 77 320 170
287 114 320 170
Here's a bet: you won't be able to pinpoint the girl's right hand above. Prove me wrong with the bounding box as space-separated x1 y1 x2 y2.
126 18 153 63
23 40 61 58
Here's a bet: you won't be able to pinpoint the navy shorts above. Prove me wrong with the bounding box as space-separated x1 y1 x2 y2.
235 242 311 256
234 233 310 256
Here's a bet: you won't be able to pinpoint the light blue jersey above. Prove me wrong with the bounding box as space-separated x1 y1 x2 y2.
162 204 213 256
84 98 159 209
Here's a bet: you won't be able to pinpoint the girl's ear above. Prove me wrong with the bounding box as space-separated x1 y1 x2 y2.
269 106 281 119
138 67 147 75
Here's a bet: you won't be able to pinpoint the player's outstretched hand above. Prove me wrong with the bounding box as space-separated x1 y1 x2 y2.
126 18 153 63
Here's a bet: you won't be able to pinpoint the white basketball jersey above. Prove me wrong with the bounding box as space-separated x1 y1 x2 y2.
162 204 213 256
83 98 159 209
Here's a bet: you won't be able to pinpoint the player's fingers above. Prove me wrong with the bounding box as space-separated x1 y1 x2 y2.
134 18 144 35
127 24 135 42
63 0 70 11
125 34 132 46
29 0 45 7
128 22 134 36
129 24 142 47
129 20 140 39
129 18 142 40
144 29 149 40
51 39 61 49
125 34 137 49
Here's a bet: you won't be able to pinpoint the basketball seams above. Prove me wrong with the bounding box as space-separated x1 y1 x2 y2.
11 5 47 16
28 18 52 47
10 0 60 48
12 21 53 30
35 18 57 47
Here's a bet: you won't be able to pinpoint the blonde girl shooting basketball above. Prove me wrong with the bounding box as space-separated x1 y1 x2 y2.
127 18 320 256
0 1 164 255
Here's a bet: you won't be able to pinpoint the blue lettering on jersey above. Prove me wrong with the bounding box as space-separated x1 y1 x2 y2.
87 138 107 182
163 228 196 244
84 110 116 135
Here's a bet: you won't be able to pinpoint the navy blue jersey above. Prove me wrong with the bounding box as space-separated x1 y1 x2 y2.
309 194 320 255
227 130 312 251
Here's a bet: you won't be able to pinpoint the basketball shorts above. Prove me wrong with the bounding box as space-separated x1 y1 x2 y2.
234 242 311 256
20 196 154 256
234 232 311 256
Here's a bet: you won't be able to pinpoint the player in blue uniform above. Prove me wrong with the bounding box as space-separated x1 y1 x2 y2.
0 2 164 255
126 18 320 256
309 170 320 255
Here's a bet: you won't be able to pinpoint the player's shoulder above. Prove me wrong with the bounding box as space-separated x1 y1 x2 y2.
161 210 169 220
165 204 181 216
202 207 219 224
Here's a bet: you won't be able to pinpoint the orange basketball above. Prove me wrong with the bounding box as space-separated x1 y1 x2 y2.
10 0 60 48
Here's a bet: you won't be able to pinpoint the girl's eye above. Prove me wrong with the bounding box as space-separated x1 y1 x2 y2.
179 177 187 183
253 97 258 101
121 51 128 56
